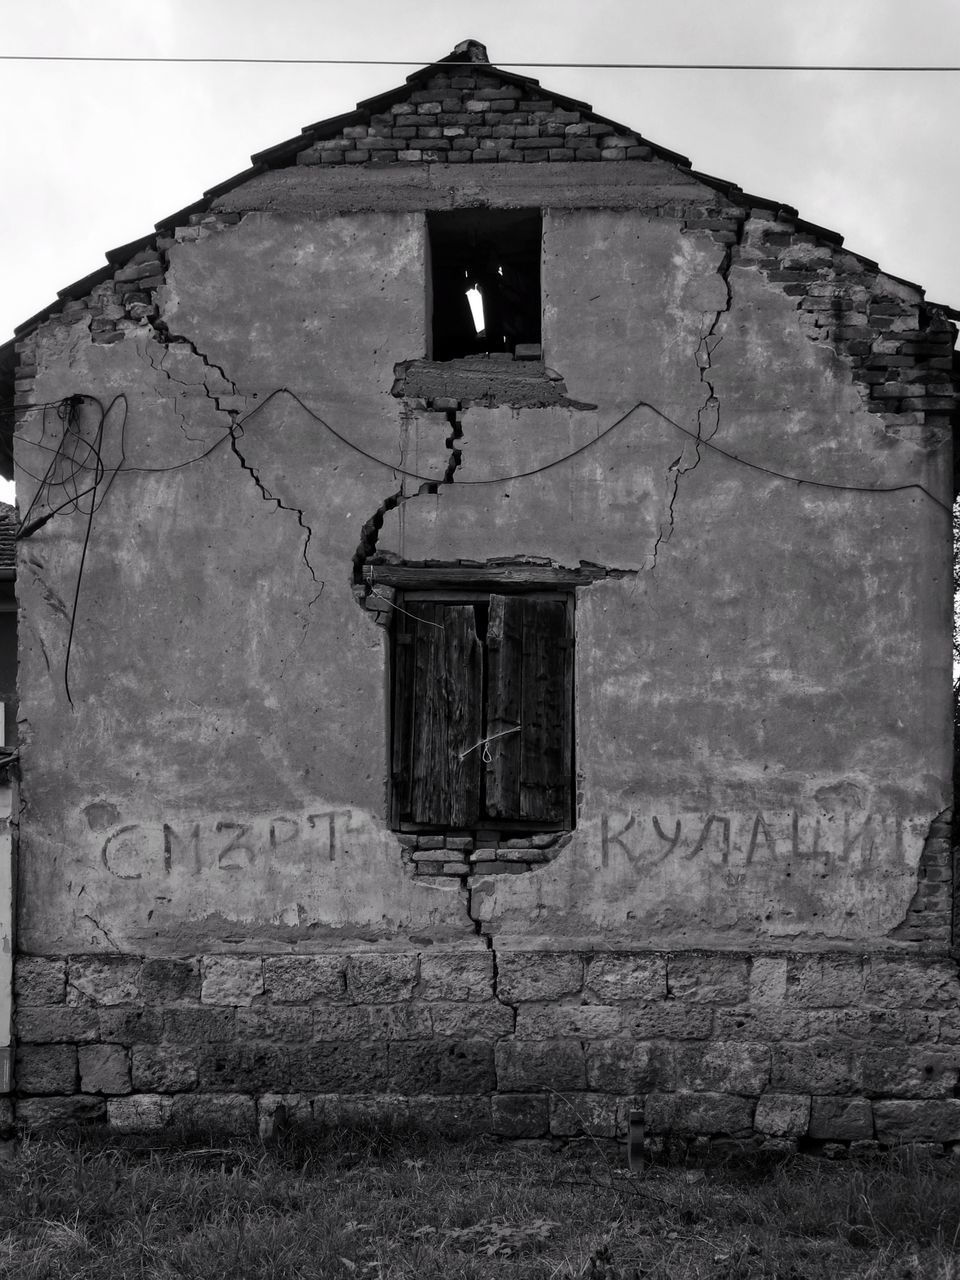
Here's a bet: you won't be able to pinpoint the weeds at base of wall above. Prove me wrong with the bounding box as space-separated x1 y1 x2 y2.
1 1124 960 1279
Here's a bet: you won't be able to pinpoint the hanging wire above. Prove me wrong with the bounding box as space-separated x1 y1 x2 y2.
458 725 521 762
239 387 952 514
14 387 951 525
15 394 128 704
369 587 444 628
10 378 951 707
2 55 958 71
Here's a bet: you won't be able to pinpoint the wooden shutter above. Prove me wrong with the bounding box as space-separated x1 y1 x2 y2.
393 602 483 827
485 595 571 824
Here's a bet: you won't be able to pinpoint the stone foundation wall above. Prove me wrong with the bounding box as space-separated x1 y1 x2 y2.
11 947 960 1153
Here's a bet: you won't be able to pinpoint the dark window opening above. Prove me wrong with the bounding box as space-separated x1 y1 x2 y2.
427 209 542 361
391 590 573 834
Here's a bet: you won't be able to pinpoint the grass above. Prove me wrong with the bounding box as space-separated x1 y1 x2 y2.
0 1126 958 1278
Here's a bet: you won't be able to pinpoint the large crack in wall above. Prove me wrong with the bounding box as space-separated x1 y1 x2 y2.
147 260 322 592
92 233 319 574
16 224 327 700
357 351 595 599
228 423 320 587
649 212 747 571
105 226 323 595
351 406 464 598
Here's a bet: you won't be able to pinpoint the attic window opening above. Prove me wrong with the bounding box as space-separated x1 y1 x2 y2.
428 209 542 361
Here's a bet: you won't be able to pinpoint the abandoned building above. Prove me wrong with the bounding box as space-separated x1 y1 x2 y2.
0 39 958 1153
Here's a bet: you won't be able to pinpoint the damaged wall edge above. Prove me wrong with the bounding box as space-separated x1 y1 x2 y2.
887 806 955 951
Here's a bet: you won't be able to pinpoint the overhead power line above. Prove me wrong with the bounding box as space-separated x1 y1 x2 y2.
1 55 959 71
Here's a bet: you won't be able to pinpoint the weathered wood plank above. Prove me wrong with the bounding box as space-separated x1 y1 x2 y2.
395 592 570 830
519 598 569 823
366 564 603 590
391 610 416 823
407 603 482 827
485 595 523 819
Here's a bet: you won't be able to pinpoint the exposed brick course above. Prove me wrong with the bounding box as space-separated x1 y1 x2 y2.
139 959 200 1004
132 1045 199 1092
864 956 959 1008
388 1040 495 1095
310 1003 432 1040
712 1007 809 1042
620 1002 714 1039
200 956 263 1006
199 1045 290 1092
496 952 583 1002
163 1007 236 1043
168 1092 256 1135
675 1041 771 1095
754 1093 810 1137
68 956 141 1007
784 955 865 1007
585 1040 674 1093
808 1096 874 1141
108 1094 172 1132
18 1097 106 1128
584 953 666 1001
98 1008 164 1044
429 996 513 1039
79 1044 131 1095
771 1042 865 1095
549 1092 619 1138
14 958 66 1005
347 953 419 1002
495 1038 586 1092
541 977 630 1025
16 1045 77 1095
418 952 494 1002
736 223 959 443
263 955 346 1003
862 1046 960 1098
873 1100 960 1143
289 1043 390 1093
237 1007 314 1042
667 953 750 1005
12 945 960 1150
392 1094 492 1138
645 1091 755 1137
491 1092 549 1137
16 1006 99 1044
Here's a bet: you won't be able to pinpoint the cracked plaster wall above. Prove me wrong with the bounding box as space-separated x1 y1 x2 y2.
11 163 954 963
376 207 953 949
15 211 475 954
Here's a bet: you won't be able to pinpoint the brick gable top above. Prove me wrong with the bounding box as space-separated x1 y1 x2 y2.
249 38 692 173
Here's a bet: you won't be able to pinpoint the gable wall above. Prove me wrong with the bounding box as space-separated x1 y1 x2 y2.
8 154 960 1149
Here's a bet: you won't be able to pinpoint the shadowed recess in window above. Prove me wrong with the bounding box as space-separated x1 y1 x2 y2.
428 209 542 361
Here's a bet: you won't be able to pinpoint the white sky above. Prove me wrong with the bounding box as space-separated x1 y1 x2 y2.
2 0 958 503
